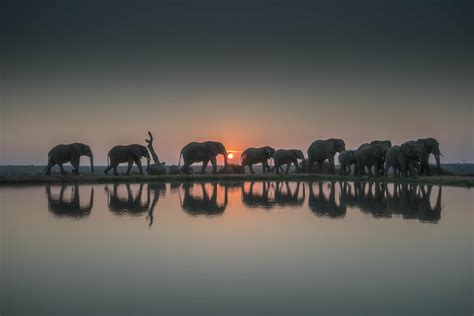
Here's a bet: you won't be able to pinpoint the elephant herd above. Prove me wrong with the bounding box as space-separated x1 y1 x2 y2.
45 181 442 224
45 135 442 177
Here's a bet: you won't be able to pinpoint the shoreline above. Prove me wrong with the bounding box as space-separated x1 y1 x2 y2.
0 174 472 188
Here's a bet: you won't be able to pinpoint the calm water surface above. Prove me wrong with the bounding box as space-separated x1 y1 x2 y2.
1 181 472 315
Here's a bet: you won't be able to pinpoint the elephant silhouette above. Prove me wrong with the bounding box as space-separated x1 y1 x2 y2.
241 181 275 209
308 181 346 218
179 182 227 216
45 184 94 219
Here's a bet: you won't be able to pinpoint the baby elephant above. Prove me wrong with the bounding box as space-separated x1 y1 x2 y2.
241 146 275 174
45 143 94 175
338 150 358 176
271 149 305 174
104 144 150 176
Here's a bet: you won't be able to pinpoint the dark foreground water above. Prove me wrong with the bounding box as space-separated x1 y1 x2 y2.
1 181 472 315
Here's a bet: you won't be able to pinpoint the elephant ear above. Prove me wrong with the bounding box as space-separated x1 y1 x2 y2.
370 146 382 159
208 142 219 155
132 147 142 159
264 147 272 158
400 144 412 157
73 143 82 156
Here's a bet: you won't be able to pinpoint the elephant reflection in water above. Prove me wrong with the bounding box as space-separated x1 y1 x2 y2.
46 184 94 219
342 182 442 223
179 182 228 216
105 183 150 215
241 181 274 209
274 181 305 207
356 182 390 218
308 181 346 218
105 183 166 227
385 183 442 223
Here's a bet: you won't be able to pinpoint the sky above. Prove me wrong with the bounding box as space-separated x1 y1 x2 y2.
2 0 473 165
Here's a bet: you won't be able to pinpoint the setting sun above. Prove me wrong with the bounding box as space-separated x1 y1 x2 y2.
227 153 234 160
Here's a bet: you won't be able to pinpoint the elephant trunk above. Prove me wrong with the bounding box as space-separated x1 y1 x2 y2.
222 151 228 167
147 158 151 171
89 155 94 173
435 154 441 173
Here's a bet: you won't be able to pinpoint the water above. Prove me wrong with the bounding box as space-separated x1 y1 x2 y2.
1 181 472 315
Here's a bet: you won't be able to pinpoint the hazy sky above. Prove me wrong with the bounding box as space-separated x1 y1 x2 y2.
2 0 473 165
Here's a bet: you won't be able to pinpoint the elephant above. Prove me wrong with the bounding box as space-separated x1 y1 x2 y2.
357 140 392 151
307 139 346 174
398 141 424 177
179 182 227 216
416 138 442 176
384 146 403 176
104 144 150 176
357 140 392 175
240 146 275 174
271 149 305 174
45 143 94 175
356 143 389 176
241 181 275 209
338 150 358 176
178 141 227 174
46 184 94 219
384 144 420 177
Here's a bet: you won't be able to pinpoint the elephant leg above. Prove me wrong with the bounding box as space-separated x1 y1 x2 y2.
307 158 314 173
285 163 291 174
275 164 280 174
45 161 54 175
318 161 323 174
210 157 218 174
182 162 191 174
103 166 111 174
373 162 379 177
400 163 408 177
408 161 417 177
367 165 373 177
293 159 299 173
329 156 335 174
113 166 119 176
135 158 144 175
339 164 343 175
209 156 217 174
249 164 255 174
59 164 67 175
425 162 432 176
71 156 80 175
262 162 269 174
126 160 133 175
201 160 210 174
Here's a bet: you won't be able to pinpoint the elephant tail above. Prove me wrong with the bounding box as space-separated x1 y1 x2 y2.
240 150 247 163
43 152 51 172
177 151 183 167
